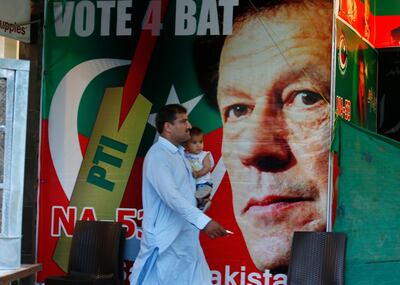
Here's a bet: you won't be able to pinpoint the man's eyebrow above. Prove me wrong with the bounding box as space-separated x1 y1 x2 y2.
218 86 254 100
217 64 330 104
300 66 330 84
270 65 330 91
277 65 330 83
219 66 329 91
283 66 331 101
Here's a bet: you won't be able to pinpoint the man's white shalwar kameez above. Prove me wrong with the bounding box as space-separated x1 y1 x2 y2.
130 136 212 285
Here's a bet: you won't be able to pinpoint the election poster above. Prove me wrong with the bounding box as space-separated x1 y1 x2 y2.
335 18 377 131
38 1 333 284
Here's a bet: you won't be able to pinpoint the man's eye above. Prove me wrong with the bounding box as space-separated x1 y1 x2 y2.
293 91 324 106
224 104 253 121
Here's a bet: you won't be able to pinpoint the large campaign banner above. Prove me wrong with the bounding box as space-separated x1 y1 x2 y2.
335 18 377 131
38 0 333 284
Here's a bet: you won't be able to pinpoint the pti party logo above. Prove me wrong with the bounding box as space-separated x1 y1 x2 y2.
338 33 348 74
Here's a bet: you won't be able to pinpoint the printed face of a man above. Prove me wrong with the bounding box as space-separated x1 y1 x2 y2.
217 2 332 272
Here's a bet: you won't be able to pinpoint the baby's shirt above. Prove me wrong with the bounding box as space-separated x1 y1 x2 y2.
185 151 214 185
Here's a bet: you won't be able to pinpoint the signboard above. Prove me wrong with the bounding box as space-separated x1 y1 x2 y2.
0 0 30 42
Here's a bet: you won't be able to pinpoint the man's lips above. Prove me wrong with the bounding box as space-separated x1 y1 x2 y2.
242 195 315 214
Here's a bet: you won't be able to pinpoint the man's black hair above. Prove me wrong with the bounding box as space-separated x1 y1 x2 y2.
155 104 187 134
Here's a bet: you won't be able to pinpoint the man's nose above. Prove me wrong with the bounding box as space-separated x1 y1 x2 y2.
239 114 295 173
187 121 192 129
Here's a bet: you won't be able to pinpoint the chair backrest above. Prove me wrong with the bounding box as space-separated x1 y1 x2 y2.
287 231 346 285
68 221 125 284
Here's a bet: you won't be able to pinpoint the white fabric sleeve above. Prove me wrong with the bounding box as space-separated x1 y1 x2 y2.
146 155 211 230
207 151 215 169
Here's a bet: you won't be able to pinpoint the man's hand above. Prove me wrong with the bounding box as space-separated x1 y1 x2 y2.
203 220 227 239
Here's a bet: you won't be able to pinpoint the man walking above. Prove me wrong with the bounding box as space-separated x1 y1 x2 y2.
130 104 227 285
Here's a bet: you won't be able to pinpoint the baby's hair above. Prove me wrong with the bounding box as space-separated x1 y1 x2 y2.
190 127 203 137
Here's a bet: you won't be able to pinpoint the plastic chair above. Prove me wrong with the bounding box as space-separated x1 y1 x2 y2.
287 231 346 285
45 220 126 285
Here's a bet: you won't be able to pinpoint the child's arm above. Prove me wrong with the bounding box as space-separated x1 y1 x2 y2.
193 153 212 178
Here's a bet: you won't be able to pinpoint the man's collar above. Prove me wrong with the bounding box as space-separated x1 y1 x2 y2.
158 136 184 154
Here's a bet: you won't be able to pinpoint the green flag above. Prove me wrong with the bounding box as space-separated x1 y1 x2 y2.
332 117 400 284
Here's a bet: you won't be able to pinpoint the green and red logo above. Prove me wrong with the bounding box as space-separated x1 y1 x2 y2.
338 33 348 73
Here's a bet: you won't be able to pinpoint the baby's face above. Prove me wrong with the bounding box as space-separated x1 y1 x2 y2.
187 134 204 154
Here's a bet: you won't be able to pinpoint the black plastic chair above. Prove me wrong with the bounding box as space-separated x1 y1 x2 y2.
45 220 126 285
287 231 346 285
